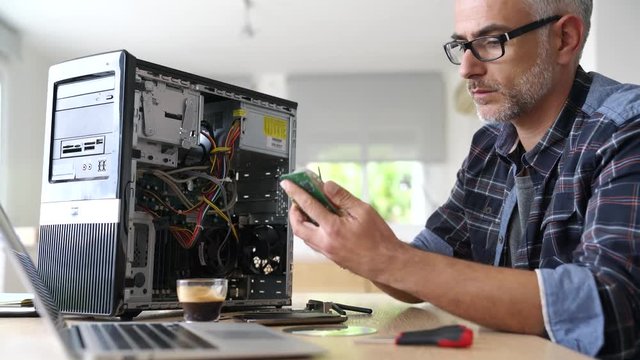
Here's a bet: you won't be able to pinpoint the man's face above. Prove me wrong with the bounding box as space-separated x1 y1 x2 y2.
453 0 555 123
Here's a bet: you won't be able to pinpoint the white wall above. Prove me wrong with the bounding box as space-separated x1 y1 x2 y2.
0 57 6 208
0 39 49 292
288 73 447 165
0 44 49 226
590 0 640 84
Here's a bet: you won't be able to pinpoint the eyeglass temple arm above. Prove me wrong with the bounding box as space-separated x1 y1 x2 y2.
504 15 562 41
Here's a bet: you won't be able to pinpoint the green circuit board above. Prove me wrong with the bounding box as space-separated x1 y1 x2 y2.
280 169 339 214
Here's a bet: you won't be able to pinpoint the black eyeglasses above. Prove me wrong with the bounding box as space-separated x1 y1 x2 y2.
443 15 561 65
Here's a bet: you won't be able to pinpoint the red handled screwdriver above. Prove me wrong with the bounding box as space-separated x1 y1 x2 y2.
355 324 473 347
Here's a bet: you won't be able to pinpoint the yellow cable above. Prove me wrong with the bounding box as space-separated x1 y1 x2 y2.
201 196 239 240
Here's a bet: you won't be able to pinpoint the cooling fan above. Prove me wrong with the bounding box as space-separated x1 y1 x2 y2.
192 227 238 277
240 225 286 275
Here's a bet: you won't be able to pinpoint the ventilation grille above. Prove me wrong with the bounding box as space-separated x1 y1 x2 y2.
38 223 119 316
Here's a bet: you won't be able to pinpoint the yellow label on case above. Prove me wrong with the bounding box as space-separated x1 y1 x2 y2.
263 116 288 140
233 109 247 117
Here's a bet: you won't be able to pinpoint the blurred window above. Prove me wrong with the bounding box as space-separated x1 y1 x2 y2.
306 161 427 225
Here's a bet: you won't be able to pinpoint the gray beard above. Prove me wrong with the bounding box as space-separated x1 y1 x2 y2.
471 47 553 124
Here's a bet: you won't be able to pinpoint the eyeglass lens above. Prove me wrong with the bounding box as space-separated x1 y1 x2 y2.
446 37 504 65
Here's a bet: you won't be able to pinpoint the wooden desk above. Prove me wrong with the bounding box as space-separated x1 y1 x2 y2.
0 293 592 359
289 293 592 360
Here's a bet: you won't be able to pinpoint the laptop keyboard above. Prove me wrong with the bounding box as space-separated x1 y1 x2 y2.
89 323 216 351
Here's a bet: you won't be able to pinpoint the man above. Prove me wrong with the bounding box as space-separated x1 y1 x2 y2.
280 0 639 358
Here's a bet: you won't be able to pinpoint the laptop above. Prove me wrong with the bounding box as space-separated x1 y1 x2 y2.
0 204 325 359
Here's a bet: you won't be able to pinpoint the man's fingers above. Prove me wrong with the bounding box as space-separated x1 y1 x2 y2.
288 202 308 224
288 202 326 251
289 203 318 230
280 179 335 225
323 181 362 217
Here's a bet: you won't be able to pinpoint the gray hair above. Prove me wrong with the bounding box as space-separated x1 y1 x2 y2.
521 0 593 58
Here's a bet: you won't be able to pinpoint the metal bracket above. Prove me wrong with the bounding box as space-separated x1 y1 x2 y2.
180 96 199 149
140 81 162 137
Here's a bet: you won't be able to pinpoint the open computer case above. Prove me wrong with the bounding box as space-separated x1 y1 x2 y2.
37 50 297 318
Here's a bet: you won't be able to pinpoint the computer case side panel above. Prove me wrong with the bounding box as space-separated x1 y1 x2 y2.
38 50 136 316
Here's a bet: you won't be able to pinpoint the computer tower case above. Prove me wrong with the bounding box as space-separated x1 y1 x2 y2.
37 50 297 318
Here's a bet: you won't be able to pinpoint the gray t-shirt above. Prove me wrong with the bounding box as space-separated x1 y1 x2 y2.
507 172 535 267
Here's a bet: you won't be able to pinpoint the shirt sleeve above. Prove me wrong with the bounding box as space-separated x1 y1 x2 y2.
410 228 454 256
535 265 604 356
569 118 640 358
421 165 474 260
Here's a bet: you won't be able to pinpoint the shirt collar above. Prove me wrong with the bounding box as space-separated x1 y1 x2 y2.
494 67 592 179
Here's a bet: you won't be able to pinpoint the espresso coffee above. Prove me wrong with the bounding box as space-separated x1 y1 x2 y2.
176 280 228 322
181 301 224 322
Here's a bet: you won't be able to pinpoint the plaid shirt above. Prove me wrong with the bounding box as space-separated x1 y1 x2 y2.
412 67 640 359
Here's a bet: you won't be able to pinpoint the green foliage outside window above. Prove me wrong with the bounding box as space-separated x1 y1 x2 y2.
306 161 416 223
367 162 413 223
307 162 363 198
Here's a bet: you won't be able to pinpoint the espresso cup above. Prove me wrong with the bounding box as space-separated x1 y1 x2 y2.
176 278 228 322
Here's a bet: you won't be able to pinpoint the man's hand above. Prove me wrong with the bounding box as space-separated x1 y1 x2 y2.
281 178 544 336
280 179 405 281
